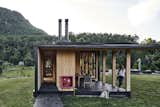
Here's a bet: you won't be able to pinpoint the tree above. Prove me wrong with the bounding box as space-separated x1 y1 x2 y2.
140 38 160 71
0 60 3 75
24 52 34 66
141 38 156 45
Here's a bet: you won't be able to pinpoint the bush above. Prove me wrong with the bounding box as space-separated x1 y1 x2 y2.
24 58 33 66
0 68 2 75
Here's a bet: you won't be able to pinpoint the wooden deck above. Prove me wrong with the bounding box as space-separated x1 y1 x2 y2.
37 82 130 97
76 81 130 97
77 81 125 91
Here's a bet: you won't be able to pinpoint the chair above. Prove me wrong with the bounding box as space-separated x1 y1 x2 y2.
83 74 92 88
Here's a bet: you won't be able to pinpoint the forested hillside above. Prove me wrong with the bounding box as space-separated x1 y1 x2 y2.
0 33 159 70
69 32 139 43
0 35 57 66
0 7 47 35
0 33 138 66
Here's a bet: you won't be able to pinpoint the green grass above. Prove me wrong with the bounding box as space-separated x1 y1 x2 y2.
0 66 34 107
62 74 160 107
1 66 34 78
0 66 160 107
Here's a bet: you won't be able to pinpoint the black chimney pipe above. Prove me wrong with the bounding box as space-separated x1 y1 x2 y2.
65 19 69 41
58 19 62 40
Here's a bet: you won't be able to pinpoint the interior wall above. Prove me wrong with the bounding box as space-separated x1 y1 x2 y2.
56 50 76 91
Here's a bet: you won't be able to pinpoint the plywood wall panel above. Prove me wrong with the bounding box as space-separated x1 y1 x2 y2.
56 50 76 91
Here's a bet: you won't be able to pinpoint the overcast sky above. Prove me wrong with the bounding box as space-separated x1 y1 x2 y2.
0 0 160 41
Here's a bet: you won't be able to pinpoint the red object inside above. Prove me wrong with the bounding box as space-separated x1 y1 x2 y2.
61 76 73 88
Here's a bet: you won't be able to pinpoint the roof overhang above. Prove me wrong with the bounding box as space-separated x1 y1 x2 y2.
37 43 160 50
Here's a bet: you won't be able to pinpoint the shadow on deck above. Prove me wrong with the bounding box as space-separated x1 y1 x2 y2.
39 83 59 94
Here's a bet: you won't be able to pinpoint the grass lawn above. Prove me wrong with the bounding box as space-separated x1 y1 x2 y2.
0 66 34 107
0 66 160 107
61 74 160 107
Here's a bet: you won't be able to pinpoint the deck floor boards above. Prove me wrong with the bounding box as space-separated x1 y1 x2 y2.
76 81 126 96
77 81 125 92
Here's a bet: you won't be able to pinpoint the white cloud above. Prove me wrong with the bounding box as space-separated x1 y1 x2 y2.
128 0 160 26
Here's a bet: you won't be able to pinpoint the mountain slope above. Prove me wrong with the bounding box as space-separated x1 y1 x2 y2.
0 7 47 35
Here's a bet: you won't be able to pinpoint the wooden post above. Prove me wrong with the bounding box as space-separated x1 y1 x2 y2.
125 49 131 91
37 48 41 90
102 51 106 83
96 52 99 81
112 50 116 88
98 52 101 81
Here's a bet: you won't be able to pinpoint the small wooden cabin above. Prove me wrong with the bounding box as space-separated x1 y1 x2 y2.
33 19 160 97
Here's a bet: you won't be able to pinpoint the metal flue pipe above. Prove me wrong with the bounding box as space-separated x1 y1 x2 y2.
65 19 69 41
58 19 62 40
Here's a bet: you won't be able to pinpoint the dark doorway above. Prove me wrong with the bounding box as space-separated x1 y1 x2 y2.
43 51 56 83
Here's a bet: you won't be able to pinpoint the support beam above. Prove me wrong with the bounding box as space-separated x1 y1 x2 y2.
125 49 131 91
112 50 116 88
96 52 99 81
102 51 106 83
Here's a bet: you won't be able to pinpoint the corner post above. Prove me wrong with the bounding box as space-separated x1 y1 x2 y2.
33 47 38 97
